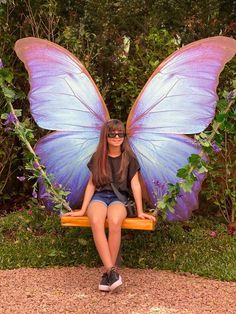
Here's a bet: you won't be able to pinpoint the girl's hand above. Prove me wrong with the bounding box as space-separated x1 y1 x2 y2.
138 212 156 221
63 210 85 217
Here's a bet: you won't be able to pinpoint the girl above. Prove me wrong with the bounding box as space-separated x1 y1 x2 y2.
64 119 156 292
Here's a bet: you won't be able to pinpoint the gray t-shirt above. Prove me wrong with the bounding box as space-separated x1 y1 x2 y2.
87 154 140 195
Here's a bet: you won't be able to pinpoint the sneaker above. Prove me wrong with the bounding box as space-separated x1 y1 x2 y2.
108 267 122 291
99 272 110 292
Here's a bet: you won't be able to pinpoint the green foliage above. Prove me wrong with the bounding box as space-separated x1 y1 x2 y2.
0 67 26 203
0 206 235 281
106 28 178 120
0 67 71 213
202 91 236 224
123 216 236 281
0 0 235 219
157 90 236 223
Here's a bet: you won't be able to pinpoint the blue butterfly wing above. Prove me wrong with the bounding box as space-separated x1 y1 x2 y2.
129 133 205 220
35 131 98 208
128 36 236 135
15 37 109 131
127 36 236 220
14 37 109 208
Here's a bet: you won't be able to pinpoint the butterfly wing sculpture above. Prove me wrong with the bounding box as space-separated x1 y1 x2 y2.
15 36 236 220
15 38 109 208
126 36 236 220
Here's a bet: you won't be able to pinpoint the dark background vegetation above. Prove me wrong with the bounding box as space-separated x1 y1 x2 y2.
0 0 235 222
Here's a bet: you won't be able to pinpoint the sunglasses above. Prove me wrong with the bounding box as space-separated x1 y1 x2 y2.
107 132 125 138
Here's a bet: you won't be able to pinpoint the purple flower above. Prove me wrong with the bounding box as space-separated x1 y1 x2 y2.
32 190 37 198
33 161 40 169
53 182 62 189
152 179 166 190
17 176 26 182
0 59 3 68
40 192 51 198
4 127 12 133
211 141 221 153
227 89 236 102
3 112 17 126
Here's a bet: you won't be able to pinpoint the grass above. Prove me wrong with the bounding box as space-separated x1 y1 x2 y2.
0 205 235 281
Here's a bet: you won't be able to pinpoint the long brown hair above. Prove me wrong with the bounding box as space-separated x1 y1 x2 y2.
92 119 134 187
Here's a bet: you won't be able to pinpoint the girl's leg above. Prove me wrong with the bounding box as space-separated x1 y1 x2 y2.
87 201 113 270
107 202 127 265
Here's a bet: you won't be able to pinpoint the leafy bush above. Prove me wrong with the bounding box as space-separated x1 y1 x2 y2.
0 0 235 221
0 204 235 281
202 90 236 225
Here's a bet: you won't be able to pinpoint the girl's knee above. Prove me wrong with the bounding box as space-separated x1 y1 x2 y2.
108 218 122 231
89 216 105 229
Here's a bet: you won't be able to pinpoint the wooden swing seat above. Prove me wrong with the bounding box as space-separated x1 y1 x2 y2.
61 211 156 231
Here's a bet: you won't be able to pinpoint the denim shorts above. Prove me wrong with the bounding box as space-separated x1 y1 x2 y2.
90 190 126 207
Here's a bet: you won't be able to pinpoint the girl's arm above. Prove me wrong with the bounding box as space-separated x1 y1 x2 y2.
64 174 95 216
131 172 156 221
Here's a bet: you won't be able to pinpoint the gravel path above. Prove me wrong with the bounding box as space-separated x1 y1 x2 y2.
0 266 235 314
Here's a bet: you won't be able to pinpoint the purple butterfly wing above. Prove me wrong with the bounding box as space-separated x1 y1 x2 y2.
129 133 205 220
35 131 98 208
14 37 110 207
128 36 236 135
15 37 109 131
127 36 236 220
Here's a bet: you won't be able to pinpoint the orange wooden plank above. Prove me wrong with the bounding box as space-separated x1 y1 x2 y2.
61 214 156 231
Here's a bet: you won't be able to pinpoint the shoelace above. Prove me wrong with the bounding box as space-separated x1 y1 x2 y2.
102 272 108 278
108 266 117 273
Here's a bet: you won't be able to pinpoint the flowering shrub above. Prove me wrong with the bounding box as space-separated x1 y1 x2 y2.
158 89 236 225
0 67 71 214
